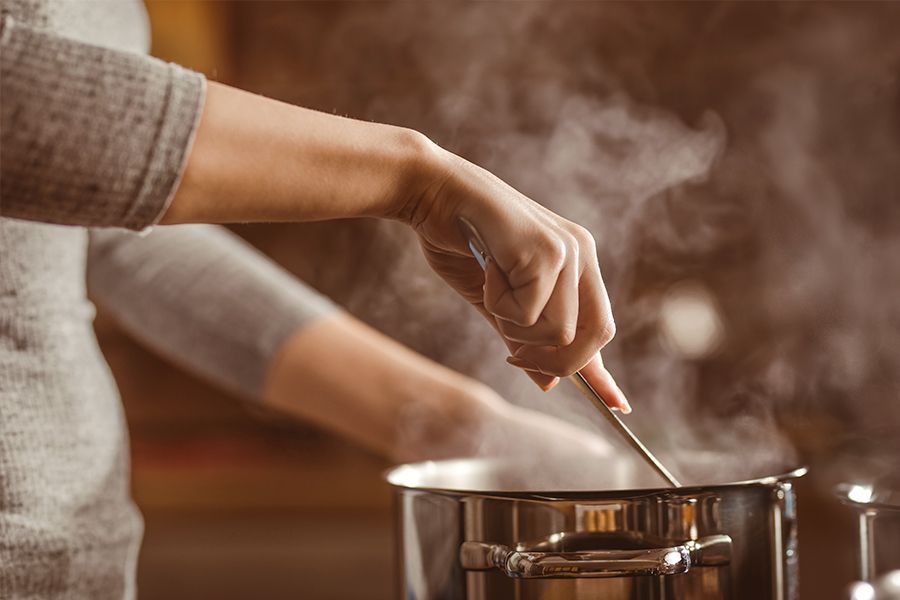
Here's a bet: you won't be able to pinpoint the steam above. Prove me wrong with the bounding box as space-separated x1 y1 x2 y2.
243 3 900 487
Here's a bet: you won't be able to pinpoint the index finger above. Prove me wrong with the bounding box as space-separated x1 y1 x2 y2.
579 353 631 414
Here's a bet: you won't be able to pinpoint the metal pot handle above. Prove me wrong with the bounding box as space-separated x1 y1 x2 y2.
459 534 731 579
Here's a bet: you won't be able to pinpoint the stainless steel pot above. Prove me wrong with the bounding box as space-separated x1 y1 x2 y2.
387 459 806 600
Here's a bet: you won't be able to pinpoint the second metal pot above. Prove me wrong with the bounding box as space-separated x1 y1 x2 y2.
838 481 900 582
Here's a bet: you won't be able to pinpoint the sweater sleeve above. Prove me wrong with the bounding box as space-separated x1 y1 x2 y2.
0 15 204 229
87 225 337 400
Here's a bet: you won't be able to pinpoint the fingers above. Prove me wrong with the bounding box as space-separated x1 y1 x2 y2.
510 262 615 378
461 200 618 395
483 236 565 327
468 301 563 392
495 255 579 346
418 237 486 304
501 250 628 409
579 354 631 413
478 221 620 395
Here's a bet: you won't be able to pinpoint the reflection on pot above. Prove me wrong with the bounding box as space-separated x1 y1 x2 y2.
388 459 806 600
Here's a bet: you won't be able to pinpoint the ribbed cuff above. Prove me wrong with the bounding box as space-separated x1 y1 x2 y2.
0 17 206 230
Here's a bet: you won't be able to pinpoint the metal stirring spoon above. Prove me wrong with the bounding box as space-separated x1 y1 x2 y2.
568 371 681 487
464 231 682 488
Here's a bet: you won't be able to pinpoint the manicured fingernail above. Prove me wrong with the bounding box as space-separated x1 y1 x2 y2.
506 356 541 372
615 388 632 414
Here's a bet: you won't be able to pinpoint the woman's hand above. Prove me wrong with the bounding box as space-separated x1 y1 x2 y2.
167 82 627 411
400 146 628 410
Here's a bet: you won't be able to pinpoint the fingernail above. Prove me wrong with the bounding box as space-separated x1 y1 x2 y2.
615 389 632 414
506 356 541 372
542 377 560 392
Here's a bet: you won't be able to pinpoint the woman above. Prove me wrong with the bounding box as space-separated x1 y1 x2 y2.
0 1 628 597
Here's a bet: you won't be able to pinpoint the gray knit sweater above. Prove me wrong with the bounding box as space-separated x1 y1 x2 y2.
0 1 334 597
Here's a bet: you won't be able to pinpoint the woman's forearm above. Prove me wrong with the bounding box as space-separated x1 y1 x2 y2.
161 82 434 225
262 313 620 468
261 313 493 461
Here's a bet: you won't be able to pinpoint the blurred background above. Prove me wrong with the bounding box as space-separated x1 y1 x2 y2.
95 2 900 599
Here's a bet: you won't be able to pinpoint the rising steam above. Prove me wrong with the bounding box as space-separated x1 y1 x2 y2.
242 3 900 486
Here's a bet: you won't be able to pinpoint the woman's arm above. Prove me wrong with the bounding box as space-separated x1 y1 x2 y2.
0 7 624 405
262 312 620 466
88 224 614 465
165 83 629 408
160 83 427 225
89 222 618 463
261 312 483 461
88 225 335 402
0 16 203 229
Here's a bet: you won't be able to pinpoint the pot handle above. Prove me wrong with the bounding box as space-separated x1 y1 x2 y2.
459 534 731 579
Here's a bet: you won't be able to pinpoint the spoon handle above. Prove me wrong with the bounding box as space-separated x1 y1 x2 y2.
569 371 682 488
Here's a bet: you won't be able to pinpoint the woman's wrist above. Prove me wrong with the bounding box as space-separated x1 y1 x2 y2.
163 82 450 225
380 128 453 224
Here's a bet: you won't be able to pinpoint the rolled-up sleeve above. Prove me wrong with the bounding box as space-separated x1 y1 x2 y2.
88 225 337 400
0 15 204 229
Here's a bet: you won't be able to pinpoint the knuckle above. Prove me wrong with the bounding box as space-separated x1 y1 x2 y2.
554 325 577 346
560 231 580 261
574 225 597 249
569 226 598 262
596 319 617 346
539 236 567 269
519 308 543 328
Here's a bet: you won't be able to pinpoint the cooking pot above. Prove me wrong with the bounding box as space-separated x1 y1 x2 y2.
387 459 806 600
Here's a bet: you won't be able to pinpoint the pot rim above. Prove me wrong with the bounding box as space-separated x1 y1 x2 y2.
385 458 808 500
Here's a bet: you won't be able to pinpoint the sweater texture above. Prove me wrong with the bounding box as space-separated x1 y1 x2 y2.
0 1 334 597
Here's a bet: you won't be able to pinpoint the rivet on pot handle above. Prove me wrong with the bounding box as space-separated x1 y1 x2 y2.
459 534 732 579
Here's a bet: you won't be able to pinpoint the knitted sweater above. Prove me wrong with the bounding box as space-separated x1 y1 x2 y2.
0 1 334 597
